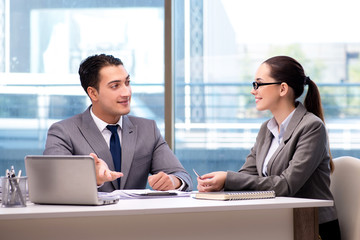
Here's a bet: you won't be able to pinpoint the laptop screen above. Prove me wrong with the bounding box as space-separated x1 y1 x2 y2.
25 155 106 205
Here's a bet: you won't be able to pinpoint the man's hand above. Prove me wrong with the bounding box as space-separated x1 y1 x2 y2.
90 153 123 186
148 171 181 191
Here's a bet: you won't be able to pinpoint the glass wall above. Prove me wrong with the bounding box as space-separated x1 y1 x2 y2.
2 0 360 190
0 0 165 173
173 0 360 188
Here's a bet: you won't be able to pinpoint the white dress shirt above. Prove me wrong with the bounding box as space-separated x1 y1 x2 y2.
90 107 185 190
262 109 295 176
90 107 122 147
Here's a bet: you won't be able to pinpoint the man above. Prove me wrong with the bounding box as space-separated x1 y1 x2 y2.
43 54 192 192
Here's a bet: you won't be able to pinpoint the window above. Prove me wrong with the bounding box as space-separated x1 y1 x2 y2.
173 0 360 188
2 0 360 191
0 0 165 173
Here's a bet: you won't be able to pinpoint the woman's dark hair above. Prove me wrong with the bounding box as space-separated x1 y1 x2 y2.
264 56 333 172
78 54 123 94
263 56 324 122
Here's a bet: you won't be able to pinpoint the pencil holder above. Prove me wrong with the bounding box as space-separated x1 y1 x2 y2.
1 176 27 207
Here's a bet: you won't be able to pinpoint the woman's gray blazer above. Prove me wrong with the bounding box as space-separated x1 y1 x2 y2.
225 102 337 224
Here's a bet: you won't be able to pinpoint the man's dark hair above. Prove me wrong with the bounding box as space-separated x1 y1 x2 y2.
78 54 123 94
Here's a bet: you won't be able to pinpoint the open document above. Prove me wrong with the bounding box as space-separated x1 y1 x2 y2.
98 189 192 199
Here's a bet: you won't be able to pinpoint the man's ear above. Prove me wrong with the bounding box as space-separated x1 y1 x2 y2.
279 82 288 97
87 87 98 101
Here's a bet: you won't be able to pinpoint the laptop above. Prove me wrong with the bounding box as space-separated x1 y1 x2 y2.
24 155 120 205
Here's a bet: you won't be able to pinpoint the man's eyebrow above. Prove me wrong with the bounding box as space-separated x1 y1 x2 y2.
107 75 131 85
107 80 120 85
255 77 263 81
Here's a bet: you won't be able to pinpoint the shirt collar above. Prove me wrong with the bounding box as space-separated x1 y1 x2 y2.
267 108 296 141
90 106 123 132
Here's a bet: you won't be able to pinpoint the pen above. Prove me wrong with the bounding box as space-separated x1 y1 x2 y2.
15 169 25 205
4 169 10 205
193 169 203 180
8 168 17 204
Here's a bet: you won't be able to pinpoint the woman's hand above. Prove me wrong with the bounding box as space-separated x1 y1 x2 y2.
196 171 227 192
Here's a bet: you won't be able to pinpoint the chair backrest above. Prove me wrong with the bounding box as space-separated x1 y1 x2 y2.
330 156 360 240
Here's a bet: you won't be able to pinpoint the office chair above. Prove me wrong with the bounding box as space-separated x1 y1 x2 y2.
330 156 360 240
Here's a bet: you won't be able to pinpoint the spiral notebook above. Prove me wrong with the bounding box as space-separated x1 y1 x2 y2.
193 190 275 201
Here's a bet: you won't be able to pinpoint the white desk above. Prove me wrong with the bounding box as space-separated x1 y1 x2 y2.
0 196 332 240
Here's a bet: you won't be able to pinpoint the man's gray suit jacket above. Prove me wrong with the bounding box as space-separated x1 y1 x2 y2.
224 102 337 224
43 107 192 192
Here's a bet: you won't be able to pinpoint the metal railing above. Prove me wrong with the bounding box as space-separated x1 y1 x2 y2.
1 82 360 152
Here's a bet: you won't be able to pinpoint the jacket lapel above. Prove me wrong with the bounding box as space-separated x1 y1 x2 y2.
78 107 117 189
257 128 273 176
265 102 307 174
282 102 307 144
119 115 137 189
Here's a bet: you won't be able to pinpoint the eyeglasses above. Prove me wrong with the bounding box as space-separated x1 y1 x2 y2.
252 81 282 90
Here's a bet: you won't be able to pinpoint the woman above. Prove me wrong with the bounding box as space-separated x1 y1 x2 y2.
197 56 340 239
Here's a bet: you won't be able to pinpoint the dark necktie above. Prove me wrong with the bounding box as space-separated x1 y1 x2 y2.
106 125 121 188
